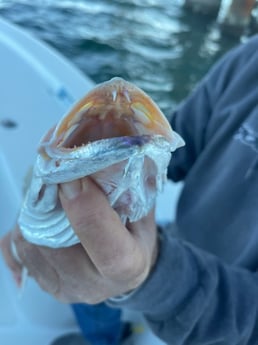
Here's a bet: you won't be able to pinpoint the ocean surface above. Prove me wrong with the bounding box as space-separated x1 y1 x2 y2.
0 0 254 116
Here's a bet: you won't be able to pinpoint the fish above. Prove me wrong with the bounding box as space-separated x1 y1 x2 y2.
18 77 184 248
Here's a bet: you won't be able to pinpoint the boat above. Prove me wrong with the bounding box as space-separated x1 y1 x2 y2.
0 17 181 345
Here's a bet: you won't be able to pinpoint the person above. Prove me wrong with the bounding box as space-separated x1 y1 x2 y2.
1 34 258 345
54 302 126 345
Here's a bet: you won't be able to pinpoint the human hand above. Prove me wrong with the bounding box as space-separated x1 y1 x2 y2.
0 177 158 303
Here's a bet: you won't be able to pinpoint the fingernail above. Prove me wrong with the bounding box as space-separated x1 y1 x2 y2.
60 180 82 200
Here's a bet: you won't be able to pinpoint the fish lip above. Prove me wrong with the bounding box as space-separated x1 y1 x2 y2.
42 77 178 153
39 134 170 163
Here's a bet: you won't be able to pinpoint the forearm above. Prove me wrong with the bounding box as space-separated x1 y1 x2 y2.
109 229 258 344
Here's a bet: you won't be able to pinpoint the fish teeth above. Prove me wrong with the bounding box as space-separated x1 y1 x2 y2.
61 124 79 144
112 90 117 102
131 103 151 125
123 89 131 103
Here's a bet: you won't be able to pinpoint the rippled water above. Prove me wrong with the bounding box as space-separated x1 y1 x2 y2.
0 0 245 116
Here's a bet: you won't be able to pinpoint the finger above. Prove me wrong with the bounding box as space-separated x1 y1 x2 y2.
44 244 98 301
126 208 158 268
10 227 60 294
0 229 24 285
127 208 156 240
59 178 139 276
16 239 60 296
35 244 101 302
0 231 23 273
131 208 157 249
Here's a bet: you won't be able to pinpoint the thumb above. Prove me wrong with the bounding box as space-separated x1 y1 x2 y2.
59 177 135 269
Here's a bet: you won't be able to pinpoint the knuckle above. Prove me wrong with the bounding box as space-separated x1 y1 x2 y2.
37 274 60 297
101 250 147 286
100 252 132 277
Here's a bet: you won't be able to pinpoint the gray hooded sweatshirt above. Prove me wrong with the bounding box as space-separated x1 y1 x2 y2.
110 35 258 344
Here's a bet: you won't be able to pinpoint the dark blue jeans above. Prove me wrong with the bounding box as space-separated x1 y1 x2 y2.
72 303 124 345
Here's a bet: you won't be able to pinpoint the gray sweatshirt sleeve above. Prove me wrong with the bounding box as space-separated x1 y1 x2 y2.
167 36 258 182
109 37 258 344
110 230 258 344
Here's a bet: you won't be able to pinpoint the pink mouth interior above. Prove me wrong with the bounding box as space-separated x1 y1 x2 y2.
62 109 141 148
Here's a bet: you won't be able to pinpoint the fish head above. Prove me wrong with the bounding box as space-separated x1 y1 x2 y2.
19 78 185 247
51 77 181 150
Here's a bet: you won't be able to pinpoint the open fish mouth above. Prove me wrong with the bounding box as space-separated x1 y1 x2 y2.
19 77 184 248
40 77 177 157
57 77 173 146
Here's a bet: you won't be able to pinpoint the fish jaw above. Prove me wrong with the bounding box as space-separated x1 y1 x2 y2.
48 77 184 152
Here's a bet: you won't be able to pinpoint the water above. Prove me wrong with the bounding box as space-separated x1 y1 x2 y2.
0 0 249 116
